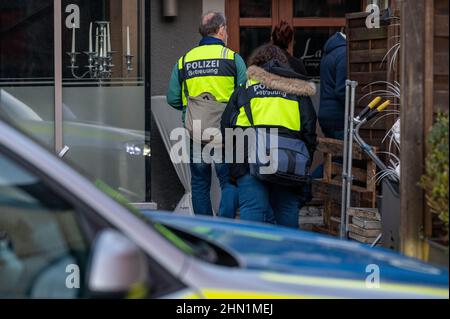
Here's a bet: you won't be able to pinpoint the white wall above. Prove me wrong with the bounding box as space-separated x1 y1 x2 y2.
202 0 225 14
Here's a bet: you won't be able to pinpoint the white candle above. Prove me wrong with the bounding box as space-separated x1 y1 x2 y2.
126 26 130 56
89 22 93 52
95 27 99 55
107 23 111 52
103 26 107 56
71 23 76 53
99 27 103 58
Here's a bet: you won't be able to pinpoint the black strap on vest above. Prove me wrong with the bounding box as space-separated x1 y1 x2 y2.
242 87 254 126
181 54 190 102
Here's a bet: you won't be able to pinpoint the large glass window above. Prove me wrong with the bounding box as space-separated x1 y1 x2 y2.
239 27 272 63
1 0 150 203
0 152 89 298
293 27 341 76
0 0 55 148
61 0 148 202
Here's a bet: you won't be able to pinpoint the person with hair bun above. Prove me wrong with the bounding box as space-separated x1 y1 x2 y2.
271 20 308 76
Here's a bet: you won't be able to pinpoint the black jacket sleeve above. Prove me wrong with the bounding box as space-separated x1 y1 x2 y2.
221 87 240 132
221 87 247 184
299 96 317 160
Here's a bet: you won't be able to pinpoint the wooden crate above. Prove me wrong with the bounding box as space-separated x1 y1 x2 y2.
348 207 382 245
312 137 378 236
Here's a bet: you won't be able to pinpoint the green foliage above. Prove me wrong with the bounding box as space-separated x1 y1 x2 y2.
420 113 449 235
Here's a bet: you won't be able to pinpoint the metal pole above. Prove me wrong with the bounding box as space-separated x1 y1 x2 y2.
343 81 358 239
370 233 383 248
340 80 352 239
353 119 400 198
353 121 389 172
54 0 63 153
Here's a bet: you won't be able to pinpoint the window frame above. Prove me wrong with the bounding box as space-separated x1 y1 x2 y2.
226 0 364 55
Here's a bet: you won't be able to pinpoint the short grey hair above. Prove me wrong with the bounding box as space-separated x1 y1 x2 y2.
199 11 227 37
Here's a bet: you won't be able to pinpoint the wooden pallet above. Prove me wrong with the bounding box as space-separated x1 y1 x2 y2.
312 137 378 236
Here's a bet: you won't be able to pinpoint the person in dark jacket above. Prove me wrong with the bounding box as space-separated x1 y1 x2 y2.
312 31 347 179
271 20 308 76
222 44 317 228
318 31 347 137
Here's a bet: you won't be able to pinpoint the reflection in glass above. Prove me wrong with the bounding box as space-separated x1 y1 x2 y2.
62 85 147 202
62 0 147 202
240 0 272 18
0 152 88 298
293 0 361 17
293 27 340 77
239 27 272 64
62 0 105 79
0 0 55 148
0 0 54 79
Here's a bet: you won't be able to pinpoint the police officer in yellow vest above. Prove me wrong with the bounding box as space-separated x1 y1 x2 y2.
167 12 247 217
222 44 317 228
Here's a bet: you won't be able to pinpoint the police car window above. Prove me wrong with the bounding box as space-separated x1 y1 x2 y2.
0 152 89 298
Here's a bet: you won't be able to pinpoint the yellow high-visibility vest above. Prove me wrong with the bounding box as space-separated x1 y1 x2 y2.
178 44 237 106
234 79 302 132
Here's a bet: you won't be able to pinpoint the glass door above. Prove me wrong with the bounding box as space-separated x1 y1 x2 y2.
226 0 363 77
292 0 360 77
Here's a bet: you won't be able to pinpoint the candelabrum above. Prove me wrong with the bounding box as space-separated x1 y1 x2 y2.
67 21 133 80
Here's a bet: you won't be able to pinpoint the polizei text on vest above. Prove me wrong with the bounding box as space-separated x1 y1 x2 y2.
185 60 220 77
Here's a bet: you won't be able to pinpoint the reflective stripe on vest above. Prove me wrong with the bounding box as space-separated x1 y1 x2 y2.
178 45 237 105
235 80 301 132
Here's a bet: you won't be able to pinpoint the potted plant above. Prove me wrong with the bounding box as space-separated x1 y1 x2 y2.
420 113 449 266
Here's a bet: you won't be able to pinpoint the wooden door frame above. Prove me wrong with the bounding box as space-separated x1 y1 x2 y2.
225 0 363 54
226 0 280 52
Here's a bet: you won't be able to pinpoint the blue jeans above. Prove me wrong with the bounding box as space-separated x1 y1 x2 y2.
311 128 345 179
190 142 238 217
237 173 301 228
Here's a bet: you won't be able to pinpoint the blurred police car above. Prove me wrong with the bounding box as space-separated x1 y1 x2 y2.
0 118 448 299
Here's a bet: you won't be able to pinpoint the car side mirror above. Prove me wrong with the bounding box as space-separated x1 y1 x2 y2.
87 229 150 297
